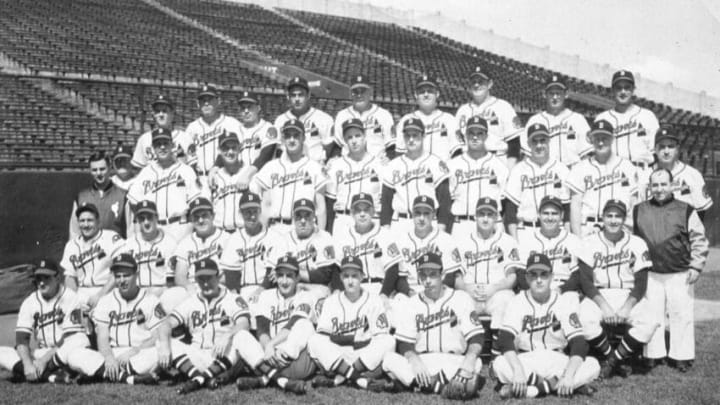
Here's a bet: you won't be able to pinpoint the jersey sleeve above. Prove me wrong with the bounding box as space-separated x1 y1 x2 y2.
368 296 391 337
379 109 396 147
219 234 242 272
254 291 272 320
332 110 348 148
324 162 339 199
499 293 525 337
556 164 572 203
394 114 410 153
319 113 335 146
15 297 35 335
631 238 653 272
181 166 203 201
126 169 147 204
501 102 523 141
381 159 398 189
131 135 149 168
379 231 403 270
173 239 191 266
444 114 463 155
458 292 485 340
315 295 334 335
393 299 418 344
91 295 112 324
228 294 251 323
60 242 77 279
260 124 280 149
312 233 336 268
312 162 329 192
504 165 523 206
494 160 510 199
565 163 586 194
265 233 288 270
558 293 583 341
144 295 164 330
440 236 463 276
571 115 592 158
690 171 713 211
170 299 192 326
60 292 85 334
291 292 315 320
501 237 524 275
251 164 272 193
432 157 451 187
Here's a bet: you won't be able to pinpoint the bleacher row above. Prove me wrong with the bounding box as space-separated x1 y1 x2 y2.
0 0 716 174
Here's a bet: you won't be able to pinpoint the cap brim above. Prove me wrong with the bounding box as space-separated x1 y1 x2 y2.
276 263 299 272
539 200 563 210
415 81 438 89
151 135 173 143
528 131 550 140
340 263 363 272
351 199 373 208
135 207 157 216
591 129 613 138
239 201 261 210
195 269 219 277
417 262 443 271
151 100 173 109
287 83 309 91
403 124 424 133
189 206 213 216
113 152 132 159
197 92 218 98
545 83 567 91
33 268 58 276
603 205 627 216
343 124 364 132
527 263 552 273
283 125 304 134
219 138 239 147
413 202 435 212
655 134 680 144
475 204 498 213
111 263 136 272
350 83 371 90
238 97 258 104
466 124 488 132
612 77 634 86
293 206 315 214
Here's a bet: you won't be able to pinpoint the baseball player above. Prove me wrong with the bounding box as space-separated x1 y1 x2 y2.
307 256 395 389
326 118 383 235
493 253 599 399
333 75 396 159
506 123 571 242
573 200 658 379
395 75 461 161
448 116 508 238
62 202 124 308
381 117 452 233
156 259 253 394
595 70 660 168
67 254 164 385
455 67 523 166
517 196 583 292
111 143 137 191
131 95 192 169
274 76 335 163
0 260 88 383
566 120 638 236
522 75 591 166
211 131 245 232
233 256 318 394
127 127 202 242
455 197 523 352
250 119 329 233
333 193 403 297
392 196 463 295
380 253 485 399
638 126 713 220
220 191 287 301
184 84 243 186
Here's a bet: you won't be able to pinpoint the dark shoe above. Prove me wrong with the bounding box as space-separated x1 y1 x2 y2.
615 363 632 378
575 384 597 397
282 379 307 395
130 373 159 386
177 379 203 395
675 360 692 373
366 378 402 393
311 375 336 388
47 369 72 384
235 376 265 391
599 361 615 379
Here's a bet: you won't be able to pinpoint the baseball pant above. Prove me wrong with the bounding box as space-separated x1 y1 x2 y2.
644 271 695 361
169 339 240 372
579 288 659 343
0 333 90 374
382 352 483 387
67 345 158 377
307 333 395 374
492 350 599 389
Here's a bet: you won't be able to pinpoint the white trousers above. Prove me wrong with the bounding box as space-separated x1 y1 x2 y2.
493 350 599 389
644 271 695 361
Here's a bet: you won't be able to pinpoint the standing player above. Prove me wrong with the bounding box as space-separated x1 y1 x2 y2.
333 75 396 159
131 95 192 169
493 253 599 399
211 131 245 232
522 75 591 166
0 260 88 383
127 127 202 242
574 200 658 378
506 123 571 242
448 116 508 238
595 70 660 168
380 253 485 400
395 75 461 161
62 203 123 308
274 76 335 163
455 67 523 166
566 120 638 236
307 256 395 389
326 118 382 235
381 118 452 233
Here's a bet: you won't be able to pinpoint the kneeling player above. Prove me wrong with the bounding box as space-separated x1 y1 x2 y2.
381 253 485 400
493 253 599 399
307 256 395 389
0 260 88 383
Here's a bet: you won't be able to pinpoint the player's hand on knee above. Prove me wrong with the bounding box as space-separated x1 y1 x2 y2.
272 349 290 368
104 355 121 381
557 375 574 397
157 347 171 370
213 335 232 358
116 349 138 367
24 362 39 382
409 356 432 387
687 269 700 284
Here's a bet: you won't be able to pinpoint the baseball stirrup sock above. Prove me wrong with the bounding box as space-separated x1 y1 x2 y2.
614 334 643 361
256 360 278 379
490 329 501 356
173 354 200 379
205 356 232 378
588 333 612 358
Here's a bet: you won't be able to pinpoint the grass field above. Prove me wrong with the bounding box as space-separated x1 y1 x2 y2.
1 251 719 405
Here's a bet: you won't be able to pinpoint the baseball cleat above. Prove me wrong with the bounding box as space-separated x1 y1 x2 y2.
311 375 336 388
282 379 308 395
177 379 203 395
235 376 264 391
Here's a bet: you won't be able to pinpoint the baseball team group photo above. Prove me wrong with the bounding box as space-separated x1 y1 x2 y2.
0 0 719 404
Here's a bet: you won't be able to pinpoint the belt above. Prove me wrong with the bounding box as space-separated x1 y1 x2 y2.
398 213 410 219
522 220 540 227
335 209 351 215
157 215 183 226
585 216 600 223
196 170 211 176
269 217 292 225
454 215 475 222
366 277 383 283
631 161 649 169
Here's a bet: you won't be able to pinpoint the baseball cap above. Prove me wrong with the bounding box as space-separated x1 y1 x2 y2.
475 197 498 213
293 198 315 214
238 91 258 104
603 199 627 216
135 200 158 216
113 143 132 160
151 95 174 110
188 197 213 216
655 126 680 144
469 66 490 83
239 192 261 210
526 253 552 273
350 75 371 90
403 117 425 133
351 192 374 209
33 259 61 277
417 252 443 272
612 70 635 87
412 195 435 212
111 253 138 273
287 76 309 92
151 127 173 143
342 118 364 133
218 131 239 148
340 256 364 273
276 255 300 273
539 195 563 211
76 202 99 218
545 74 567 91
194 259 220 277
415 74 438 90
527 123 550 141
466 116 488 132
198 84 218 98
282 119 305 135
590 120 614 138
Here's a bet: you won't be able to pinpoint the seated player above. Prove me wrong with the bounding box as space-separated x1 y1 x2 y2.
68 254 164 385
156 259 253 394
307 256 395 389
493 253 600 399
455 197 523 354
575 200 658 379
380 253 485 400
234 255 318 394
0 260 88 383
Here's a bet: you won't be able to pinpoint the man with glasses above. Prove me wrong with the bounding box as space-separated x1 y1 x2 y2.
131 95 192 169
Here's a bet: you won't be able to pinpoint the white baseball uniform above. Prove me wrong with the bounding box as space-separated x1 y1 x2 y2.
173 228 230 286
595 105 659 166
395 110 461 161
638 162 713 212
455 97 523 155
395 227 463 294
236 119 279 166
326 153 382 235
116 230 177 292
283 229 336 277
61 230 124 304
220 226 287 297
518 229 582 286
522 110 592 166
131 128 192 169
274 108 334 163
211 168 244 232
334 225 403 294
185 114 243 175
334 104 395 158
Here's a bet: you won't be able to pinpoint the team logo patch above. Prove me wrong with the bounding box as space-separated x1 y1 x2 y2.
387 243 400 258
439 161 449 174
136 309 146 325
315 298 325 316
451 248 462 263
236 296 249 310
509 248 520 262
469 310 484 326
69 309 82 325
642 251 650 262
569 312 582 329
324 246 336 260
297 303 312 315
703 185 709 199
376 313 389 329
154 304 167 319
